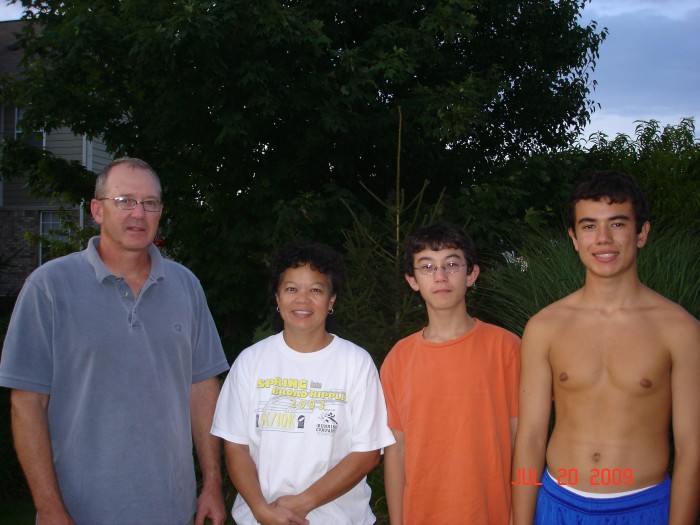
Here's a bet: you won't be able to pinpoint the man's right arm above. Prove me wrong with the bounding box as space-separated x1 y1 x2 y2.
11 389 75 525
384 429 405 525
511 317 553 525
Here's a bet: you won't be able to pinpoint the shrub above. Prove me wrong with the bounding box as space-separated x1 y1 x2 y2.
474 222 699 336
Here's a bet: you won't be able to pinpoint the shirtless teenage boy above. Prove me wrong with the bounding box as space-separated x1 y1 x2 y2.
512 170 700 524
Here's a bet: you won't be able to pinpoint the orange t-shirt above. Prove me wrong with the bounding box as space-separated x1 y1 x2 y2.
380 319 520 524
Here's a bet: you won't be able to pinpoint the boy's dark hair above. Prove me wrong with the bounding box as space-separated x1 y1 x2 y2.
566 170 650 233
270 241 345 298
404 222 477 277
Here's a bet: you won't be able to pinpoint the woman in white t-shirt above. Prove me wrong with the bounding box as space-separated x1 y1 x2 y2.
211 241 395 525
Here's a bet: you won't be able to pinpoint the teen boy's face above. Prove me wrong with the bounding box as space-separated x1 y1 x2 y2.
406 248 479 310
568 198 650 279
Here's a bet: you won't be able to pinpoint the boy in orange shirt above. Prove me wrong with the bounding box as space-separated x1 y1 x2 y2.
381 222 520 524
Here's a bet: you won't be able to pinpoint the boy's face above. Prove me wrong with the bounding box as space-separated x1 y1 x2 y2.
568 198 649 279
405 248 479 311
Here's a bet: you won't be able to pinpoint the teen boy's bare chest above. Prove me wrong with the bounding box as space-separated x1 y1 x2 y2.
548 316 672 395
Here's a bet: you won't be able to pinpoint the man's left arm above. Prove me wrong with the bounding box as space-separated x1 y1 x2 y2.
669 315 700 525
191 376 227 525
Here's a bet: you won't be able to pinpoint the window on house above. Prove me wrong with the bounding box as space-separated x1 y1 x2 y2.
39 211 67 264
15 107 45 147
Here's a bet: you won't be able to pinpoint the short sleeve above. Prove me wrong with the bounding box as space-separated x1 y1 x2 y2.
210 350 250 444
504 332 521 418
189 277 229 383
348 352 395 452
380 348 403 432
0 279 54 394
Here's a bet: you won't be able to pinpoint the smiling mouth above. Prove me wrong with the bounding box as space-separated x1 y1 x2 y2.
594 252 618 260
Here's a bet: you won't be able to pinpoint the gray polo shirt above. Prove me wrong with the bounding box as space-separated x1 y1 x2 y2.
0 237 229 525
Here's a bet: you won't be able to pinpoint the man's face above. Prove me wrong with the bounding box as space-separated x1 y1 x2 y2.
568 198 649 279
405 248 479 311
90 165 162 255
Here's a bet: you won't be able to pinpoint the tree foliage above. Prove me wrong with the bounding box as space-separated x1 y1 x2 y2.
474 118 700 333
581 118 700 229
455 118 700 249
0 138 95 201
3 0 606 353
337 109 444 361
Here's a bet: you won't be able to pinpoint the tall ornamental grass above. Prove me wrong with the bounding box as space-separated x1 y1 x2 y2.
473 223 699 336
636 222 700 319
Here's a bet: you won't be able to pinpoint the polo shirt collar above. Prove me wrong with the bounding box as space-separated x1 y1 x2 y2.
84 236 165 283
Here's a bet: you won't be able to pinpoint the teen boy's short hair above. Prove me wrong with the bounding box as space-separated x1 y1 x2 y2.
566 170 650 233
270 241 345 298
405 222 477 277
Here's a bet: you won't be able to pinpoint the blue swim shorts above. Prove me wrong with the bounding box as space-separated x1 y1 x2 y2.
534 469 670 525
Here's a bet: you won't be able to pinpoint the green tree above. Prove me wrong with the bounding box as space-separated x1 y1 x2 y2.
338 108 443 361
582 118 700 228
452 118 700 250
468 118 700 336
3 0 606 353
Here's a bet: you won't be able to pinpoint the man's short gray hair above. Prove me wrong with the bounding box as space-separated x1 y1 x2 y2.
94 157 162 199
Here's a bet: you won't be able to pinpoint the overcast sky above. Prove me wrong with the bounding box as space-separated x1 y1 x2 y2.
580 0 699 140
1 0 697 141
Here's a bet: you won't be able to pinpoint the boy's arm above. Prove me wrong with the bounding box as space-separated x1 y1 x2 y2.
384 429 406 525
668 317 700 525
510 417 518 450
511 318 553 525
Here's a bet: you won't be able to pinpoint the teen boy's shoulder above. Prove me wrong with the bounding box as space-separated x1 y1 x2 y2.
380 330 424 373
521 290 582 339
386 329 424 355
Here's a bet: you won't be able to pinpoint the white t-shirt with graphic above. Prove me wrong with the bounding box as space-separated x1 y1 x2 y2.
212 332 395 525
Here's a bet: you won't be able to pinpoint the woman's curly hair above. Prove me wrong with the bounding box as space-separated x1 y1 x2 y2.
269 241 345 298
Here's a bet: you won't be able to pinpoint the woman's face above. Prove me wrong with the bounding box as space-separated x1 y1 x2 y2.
275 264 336 336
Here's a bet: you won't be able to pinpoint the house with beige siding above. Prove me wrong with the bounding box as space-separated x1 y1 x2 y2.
0 20 113 296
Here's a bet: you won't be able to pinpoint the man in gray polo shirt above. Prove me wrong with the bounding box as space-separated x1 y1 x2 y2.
0 158 230 525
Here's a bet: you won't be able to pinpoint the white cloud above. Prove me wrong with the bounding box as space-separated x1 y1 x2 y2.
585 0 699 20
0 4 24 21
581 0 699 138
